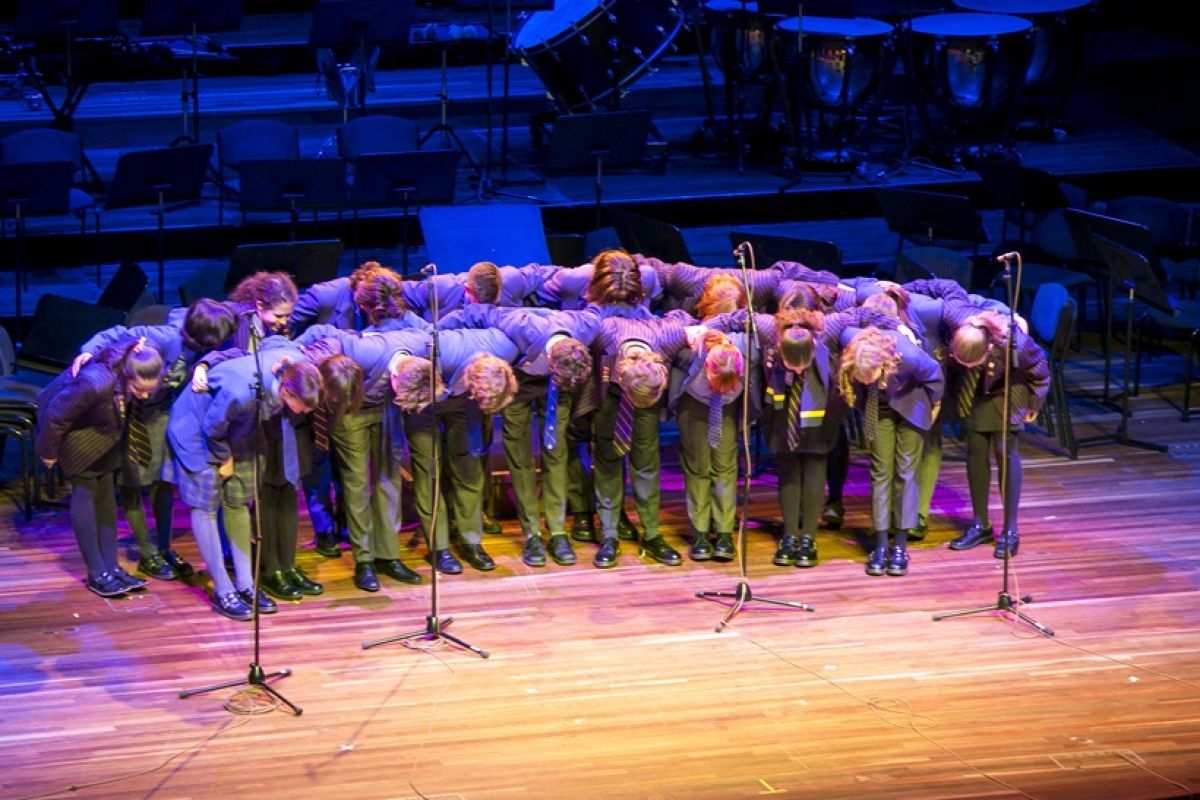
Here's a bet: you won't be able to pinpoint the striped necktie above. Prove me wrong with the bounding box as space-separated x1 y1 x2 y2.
311 406 330 453
956 365 981 420
707 392 724 448
543 378 559 451
126 398 153 468
864 383 879 445
613 391 634 457
785 374 805 452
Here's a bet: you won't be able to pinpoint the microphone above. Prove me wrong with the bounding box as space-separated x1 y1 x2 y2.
420 263 438 277
996 251 1020 263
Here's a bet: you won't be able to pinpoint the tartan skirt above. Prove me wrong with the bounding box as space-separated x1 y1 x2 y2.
162 448 258 512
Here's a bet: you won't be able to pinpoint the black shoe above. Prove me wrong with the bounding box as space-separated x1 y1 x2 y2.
354 562 380 592
993 530 1020 559
432 549 463 575
315 532 342 558
617 512 641 541
239 587 277 615
460 543 496 571
162 549 194 578
640 536 682 566
481 511 503 536
212 591 253 621
593 538 620 569
865 547 887 576
375 559 422 585
547 534 577 566
949 523 993 551
821 501 844 529
689 532 714 561
85 571 128 598
137 552 176 581
886 546 910 577
284 566 325 595
713 533 735 561
522 536 547 568
908 516 928 542
570 514 597 543
261 569 303 601
773 536 798 566
795 536 818 568
112 565 148 591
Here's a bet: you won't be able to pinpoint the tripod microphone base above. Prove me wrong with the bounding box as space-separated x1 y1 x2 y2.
933 591 1055 637
362 615 489 659
696 581 815 633
179 663 302 715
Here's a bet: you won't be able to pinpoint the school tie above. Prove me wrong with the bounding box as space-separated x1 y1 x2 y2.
467 403 488 458
613 390 634 457
125 398 153 468
311 406 330 453
956 365 981 420
543 378 559 451
281 416 300 484
163 351 190 391
785 375 805 452
707 392 724 448
864 383 879 445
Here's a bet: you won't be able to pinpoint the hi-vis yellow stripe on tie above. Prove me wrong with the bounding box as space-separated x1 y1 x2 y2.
765 387 825 419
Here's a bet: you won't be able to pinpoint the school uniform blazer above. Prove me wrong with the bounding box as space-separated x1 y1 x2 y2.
288 277 361 336
636 256 787 314
436 328 520 398
837 327 945 431
401 265 554 321
167 347 301 472
439 304 602 376
80 324 204 409
534 263 662 311
35 357 126 477
295 324 432 407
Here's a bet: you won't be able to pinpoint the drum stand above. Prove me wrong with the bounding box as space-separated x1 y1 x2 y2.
419 47 481 181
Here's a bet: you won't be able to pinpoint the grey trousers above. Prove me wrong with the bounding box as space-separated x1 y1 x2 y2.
501 383 575 538
868 410 925 533
592 389 661 541
331 406 402 563
676 394 739 535
566 413 594 516
775 452 826 541
407 395 484 549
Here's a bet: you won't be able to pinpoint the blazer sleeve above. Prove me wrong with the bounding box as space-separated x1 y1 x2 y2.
1016 332 1051 414
35 371 109 462
288 284 326 336
202 384 252 465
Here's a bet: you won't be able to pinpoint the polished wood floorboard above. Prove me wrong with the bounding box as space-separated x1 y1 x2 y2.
1 352 1199 800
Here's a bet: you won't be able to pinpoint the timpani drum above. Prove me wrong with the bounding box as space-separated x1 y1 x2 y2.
511 0 685 114
703 0 779 84
776 15 895 111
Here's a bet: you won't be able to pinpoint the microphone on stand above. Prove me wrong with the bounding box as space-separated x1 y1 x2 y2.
995 251 1020 263
421 263 438 277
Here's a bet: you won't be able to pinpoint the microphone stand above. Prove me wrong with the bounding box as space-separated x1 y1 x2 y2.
696 242 815 632
181 316 303 713
932 252 1053 636
363 263 489 658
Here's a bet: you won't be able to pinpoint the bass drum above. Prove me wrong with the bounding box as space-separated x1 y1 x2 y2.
512 0 685 114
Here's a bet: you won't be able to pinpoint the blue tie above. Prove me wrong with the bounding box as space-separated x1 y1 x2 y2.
281 416 300 485
543 378 559 451
467 403 488 457
383 399 409 476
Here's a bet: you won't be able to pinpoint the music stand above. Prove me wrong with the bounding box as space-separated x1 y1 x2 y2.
103 144 213 303
973 161 1067 243
873 187 990 256
349 149 459 273
140 0 243 146
728 231 843 273
420 204 549 275
14 0 119 133
545 110 652 228
1073 234 1172 454
236 158 348 240
0 161 74 321
308 0 414 114
225 240 345 293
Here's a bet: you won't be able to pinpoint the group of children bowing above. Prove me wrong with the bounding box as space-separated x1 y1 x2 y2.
35 249 1049 621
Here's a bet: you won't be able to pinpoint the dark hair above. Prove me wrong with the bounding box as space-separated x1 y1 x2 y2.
467 261 503 305
182 298 238 352
353 268 408 326
228 271 298 308
318 355 364 421
586 248 644 306
278 360 322 412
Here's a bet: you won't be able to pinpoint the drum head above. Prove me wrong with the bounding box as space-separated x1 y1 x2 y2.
954 0 1092 14
910 12 1032 37
512 0 606 50
776 15 893 38
704 0 761 12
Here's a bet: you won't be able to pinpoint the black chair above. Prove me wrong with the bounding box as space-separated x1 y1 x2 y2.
893 245 975 289
17 293 126 374
1029 283 1077 458
97 259 150 313
608 208 693 265
215 119 301 223
337 113 420 157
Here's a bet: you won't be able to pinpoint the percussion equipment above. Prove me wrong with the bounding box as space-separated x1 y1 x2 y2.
954 0 1094 130
703 0 778 84
777 15 894 111
907 13 1033 120
511 0 684 114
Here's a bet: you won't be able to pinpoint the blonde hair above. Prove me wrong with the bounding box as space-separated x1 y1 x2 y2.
951 310 1006 367
862 293 899 318
837 328 901 401
548 337 592 393
391 357 446 414
695 274 746 320
464 354 517 414
615 349 668 408
704 341 744 395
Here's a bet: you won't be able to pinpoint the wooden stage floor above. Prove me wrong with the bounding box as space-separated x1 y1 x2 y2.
1 351 1198 800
